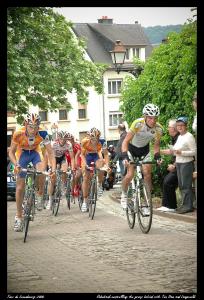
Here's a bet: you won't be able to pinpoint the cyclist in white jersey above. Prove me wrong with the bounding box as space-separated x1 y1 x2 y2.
120 103 163 209
46 130 75 209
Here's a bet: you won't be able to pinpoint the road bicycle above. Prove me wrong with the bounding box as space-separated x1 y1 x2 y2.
21 167 49 242
65 167 74 210
86 162 108 220
42 172 50 209
125 156 154 234
77 175 83 211
52 165 74 215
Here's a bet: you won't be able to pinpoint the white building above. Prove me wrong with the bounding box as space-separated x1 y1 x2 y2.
7 16 152 147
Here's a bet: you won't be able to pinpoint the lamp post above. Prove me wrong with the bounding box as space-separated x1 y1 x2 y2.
110 40 126 74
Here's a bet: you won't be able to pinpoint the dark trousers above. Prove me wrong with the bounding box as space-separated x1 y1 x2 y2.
176 161 194 210
162 170 178 209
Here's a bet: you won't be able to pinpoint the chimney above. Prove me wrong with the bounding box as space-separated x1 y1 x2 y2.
135 21 138 24
98 16 113 24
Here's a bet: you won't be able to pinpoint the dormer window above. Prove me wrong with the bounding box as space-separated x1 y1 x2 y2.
133 47 140 58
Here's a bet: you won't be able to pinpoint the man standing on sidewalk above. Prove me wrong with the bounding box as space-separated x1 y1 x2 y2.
157 119 179 212
114 124 127 177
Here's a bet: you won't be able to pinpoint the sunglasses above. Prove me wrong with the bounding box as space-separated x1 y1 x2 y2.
27 125 39 129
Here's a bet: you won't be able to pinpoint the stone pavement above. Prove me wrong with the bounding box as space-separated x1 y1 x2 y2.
7 186 197 294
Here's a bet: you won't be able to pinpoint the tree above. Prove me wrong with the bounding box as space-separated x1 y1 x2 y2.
7 7 107 123
120 17 197 145
120 17 197 196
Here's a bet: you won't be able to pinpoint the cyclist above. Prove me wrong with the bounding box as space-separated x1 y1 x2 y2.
65 133 82 197
46 130 75 209
9 113 56 232
80 127 108 212
120 103 163 209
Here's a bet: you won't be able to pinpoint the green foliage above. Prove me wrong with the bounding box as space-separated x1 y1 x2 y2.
120 18 197 195
7 7 107 123
143 25 183 44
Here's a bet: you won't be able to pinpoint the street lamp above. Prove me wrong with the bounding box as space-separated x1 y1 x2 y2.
110 40 126 74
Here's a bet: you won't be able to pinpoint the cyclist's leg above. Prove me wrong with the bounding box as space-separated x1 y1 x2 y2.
81 168 91 212
34 151 45 210
96 158 105 197
140 151 152 192
14 151 30 231
61 160 68 186
121 164 135 208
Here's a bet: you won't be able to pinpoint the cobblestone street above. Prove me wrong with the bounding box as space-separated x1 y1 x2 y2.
7 186 197 294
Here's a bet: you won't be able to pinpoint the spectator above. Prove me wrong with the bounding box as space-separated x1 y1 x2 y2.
157 119 179 212
114 124 127 177
173 116 196 214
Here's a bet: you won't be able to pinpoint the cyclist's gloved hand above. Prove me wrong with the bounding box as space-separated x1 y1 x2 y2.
14 163 21 174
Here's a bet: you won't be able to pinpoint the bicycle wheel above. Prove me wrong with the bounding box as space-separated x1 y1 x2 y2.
126 200 136 229
42 177 49 209
78 185 83 211
52 188 61 216
23 190 34 243
136 180 153 234
126 182 136 229
65 178 71 210
88 180 97 219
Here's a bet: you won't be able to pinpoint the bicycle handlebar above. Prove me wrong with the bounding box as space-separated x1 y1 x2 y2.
20 168 50 176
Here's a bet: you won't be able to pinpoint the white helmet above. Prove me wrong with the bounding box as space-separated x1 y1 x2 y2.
142 103 160 116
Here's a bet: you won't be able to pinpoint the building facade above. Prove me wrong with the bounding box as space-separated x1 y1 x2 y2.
7 16 152 146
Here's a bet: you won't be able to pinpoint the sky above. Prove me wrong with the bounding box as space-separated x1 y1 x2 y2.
53 7 195 27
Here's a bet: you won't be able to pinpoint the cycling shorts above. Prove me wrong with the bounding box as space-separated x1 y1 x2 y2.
56 155 67 167
18 150 42 178
128 143 151 162
86 153 99 167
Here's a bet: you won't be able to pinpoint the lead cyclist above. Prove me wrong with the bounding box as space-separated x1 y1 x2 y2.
120 103 163 209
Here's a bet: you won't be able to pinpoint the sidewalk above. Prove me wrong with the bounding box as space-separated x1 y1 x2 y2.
109 185 197 224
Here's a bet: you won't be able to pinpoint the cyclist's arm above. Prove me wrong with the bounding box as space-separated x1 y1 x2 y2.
69 150 75 170
74 149 81 166
8 141 18 166
153 138 161 156
121 131 134 153
45 143 56 172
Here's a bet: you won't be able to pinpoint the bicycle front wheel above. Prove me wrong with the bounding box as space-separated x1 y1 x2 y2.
126 200 136 229
65 179 71 210
52 189 61 216
88 181 97 220
136 180 153 234
23 191 34 243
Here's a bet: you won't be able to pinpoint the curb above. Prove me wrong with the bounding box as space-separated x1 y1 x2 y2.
109 193 197 224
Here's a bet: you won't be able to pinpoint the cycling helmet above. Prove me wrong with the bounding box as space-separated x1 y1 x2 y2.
65 132 74 140
176 116 188 124
87 127 101 138
57 130 70 140
24 113 41 126
142 103 160 117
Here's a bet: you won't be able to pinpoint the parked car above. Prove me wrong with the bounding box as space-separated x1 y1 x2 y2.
7 158 16 200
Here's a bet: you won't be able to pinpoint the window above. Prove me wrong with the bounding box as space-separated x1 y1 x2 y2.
39 111 48 122
78 102 87 119
59 109 68 120
78 109 86 119
109 112 123 126
125 48 129 60
133 48 140 58
108 80 122 95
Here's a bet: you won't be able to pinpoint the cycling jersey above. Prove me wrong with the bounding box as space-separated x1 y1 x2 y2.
65 142 81 167
129 118 163 148
81 137 102 155
52 140 73 158
12 126 50 160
